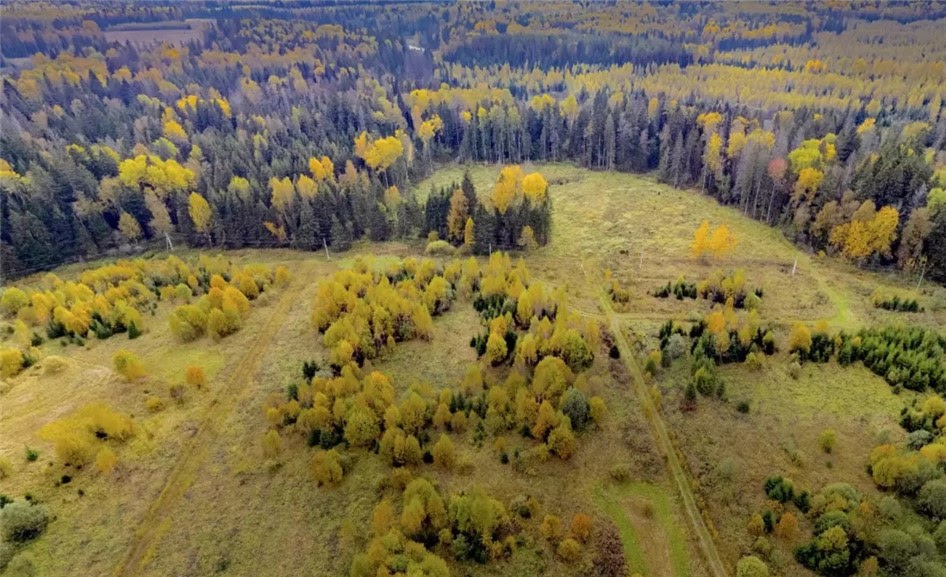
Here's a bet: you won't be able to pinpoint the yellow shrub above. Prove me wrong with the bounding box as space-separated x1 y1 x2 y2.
113 350 145 381
95 447 117 474
186 366 207 388
0 348 25 378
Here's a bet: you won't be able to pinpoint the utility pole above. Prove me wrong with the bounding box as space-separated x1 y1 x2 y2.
916 264 926 291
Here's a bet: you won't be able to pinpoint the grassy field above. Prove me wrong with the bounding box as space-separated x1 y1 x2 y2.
103 19 211 46
2 164 944 577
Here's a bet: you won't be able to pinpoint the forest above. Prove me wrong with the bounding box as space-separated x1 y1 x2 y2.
2 2 946 577
1 1 945 281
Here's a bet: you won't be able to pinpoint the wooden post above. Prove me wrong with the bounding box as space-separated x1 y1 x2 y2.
323 237 331 260
791 257 797 276
165 232 174 251
639 247 644 272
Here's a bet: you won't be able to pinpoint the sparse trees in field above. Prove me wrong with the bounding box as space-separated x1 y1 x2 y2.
692 221 736 260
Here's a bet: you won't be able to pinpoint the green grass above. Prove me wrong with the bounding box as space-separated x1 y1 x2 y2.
595 482 692 577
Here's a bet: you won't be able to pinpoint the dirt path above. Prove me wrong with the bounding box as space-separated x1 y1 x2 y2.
584 263 731 577
112 261 314 577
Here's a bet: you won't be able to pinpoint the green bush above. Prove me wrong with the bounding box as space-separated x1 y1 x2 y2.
919 479 946 520
736 555 769 577
764 475 794 503
560 388 591 432
0 501 49 542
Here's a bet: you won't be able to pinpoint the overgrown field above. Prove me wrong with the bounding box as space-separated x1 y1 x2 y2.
2 166 945 577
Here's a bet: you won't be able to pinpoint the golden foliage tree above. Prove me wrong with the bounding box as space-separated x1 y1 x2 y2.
188 192 212 240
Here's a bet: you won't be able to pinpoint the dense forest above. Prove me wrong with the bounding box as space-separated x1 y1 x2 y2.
1 1 945 282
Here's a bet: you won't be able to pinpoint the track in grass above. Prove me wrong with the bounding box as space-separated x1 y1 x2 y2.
112 260 317 577
586 261 730 577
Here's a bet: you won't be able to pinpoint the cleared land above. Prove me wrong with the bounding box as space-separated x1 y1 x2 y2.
2 165 944 577
103 20 211 46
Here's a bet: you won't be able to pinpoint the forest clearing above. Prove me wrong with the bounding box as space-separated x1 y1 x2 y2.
3 166 944 577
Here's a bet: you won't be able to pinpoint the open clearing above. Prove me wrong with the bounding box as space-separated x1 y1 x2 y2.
103 20 211 46
2 166 944 577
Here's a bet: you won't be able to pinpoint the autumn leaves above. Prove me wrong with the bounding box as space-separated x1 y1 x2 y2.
691 220 736 261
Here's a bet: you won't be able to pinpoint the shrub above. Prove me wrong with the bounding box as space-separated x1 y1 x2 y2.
735 555 769 577
919 479 946 520
431 434 455 469
540 514 564 542
95 447 117 474
0 501 49 542
168 304 206 342
185 366 207 388
819 429 837 454
589 396 607 424
570 513 593 542
788 324 812 357
425 240 456 256
934 520 946 553
310 448 344 486
610 464 631 483
664 333 689 361
556 537 581 562
775 511 798 539
0 458 11 479
747 513 765 536
737 401 750 414
787 360 802 379
262 430 282 458
24 448 38 462
145 396 164 412
0 348 25 378
560 388 590 432
0 288 29 316
764 476 795 503
113 350 145 381
547 423 576 459
592 521 627 577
